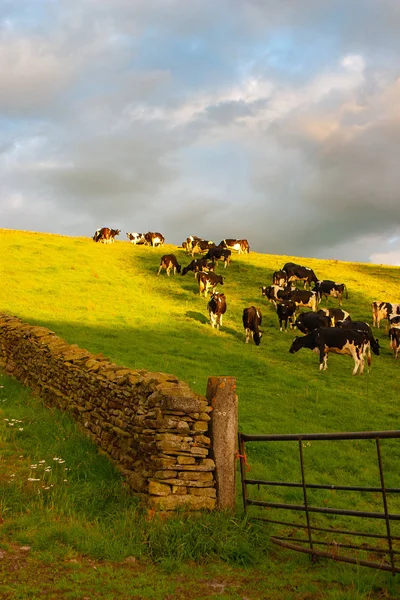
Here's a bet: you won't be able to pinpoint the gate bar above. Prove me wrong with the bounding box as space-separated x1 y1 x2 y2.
240 430 400 442
376 438 396 574
247 499 400 520
243 478 400 493
298 439 314 558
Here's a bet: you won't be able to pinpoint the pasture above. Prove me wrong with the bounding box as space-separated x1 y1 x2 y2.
1 228 400 598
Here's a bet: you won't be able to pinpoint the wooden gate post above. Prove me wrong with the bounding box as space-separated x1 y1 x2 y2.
206 376 238 511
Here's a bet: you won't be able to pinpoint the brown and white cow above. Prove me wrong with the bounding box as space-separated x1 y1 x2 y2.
181 258 215 277
157 254 181 276
144 232 165 247
93 228 121 243
184 235 204 254
243 306 262 345
204 247 231 268
191 240 216 256
207 292 227 329
219 239 250 254
196 271 224 297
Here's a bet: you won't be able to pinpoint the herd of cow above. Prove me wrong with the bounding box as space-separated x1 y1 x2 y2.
92 227 400 376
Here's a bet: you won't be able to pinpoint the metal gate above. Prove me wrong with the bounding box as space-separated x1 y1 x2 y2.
238 430 400 574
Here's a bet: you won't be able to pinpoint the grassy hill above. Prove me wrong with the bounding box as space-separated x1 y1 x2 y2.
1 228 400 598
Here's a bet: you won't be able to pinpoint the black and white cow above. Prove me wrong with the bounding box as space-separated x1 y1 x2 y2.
181 258 214 277
282 263 319 289
243 306 262 345
93 228 121 243
283 289 319 312
260 284 294 306
390 315 400 327
204 247 232 268
294 311 331 334
276 300 297 332
336 320 380 357
219 239 250 254
313 280 348 306
157 254 181 276
289 328 371 375
144 232 165 247
126 232 146 244
317 308 351 327
196 271 224 297
272 270 288 286
372 301 400 329
389 327 400 359
207 292 227 329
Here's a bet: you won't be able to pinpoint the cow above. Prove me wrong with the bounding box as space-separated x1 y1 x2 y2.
243 306 262 345
144 232 165 247
219 239 250 254
260 284 294 306
283 289 319 312
289 328 371 375
336 320 380 357
317 308 351 327
181 258 215 277
294 311 331 334
157 254 181 276
313 280 348 306
276 300 297 332
272 270 288 286
191 240 216 256
93 228 121 243
204 247 232 268
389 327 400 359
372 301 400 329
281 263 319 289
196 271 224 297
184 235 204 254
207 292 227 329
126 232 146 245
390 315 400 327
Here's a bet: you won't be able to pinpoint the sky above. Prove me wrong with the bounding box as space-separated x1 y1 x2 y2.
1 0 400 265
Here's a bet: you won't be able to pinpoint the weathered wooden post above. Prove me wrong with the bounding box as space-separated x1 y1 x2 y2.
206 376 238 511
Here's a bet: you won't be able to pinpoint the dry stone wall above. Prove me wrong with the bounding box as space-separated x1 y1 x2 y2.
0 314 216 512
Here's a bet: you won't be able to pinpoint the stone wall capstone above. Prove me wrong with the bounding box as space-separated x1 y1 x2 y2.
0 314 216 511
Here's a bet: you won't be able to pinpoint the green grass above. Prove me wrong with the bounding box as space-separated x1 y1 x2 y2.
1 228 400 598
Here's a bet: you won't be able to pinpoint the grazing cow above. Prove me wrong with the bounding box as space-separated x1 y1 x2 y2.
157 254 181 276
219 239 250 254
289 328 370 375
389 327 400 359
191 240 216 256
126 232 146 245
336 320 380 357
207 292 227 329
196 271 224 297
372 301 400 328
313 280 348 306
204 247 232 268
272 270 288 286
276 301 297 332
282 289 319 312
282 263 319 289
243 306 262 345
181 258 214 277
317 308 351 327
294 311 331 334
93 228 121 243
144 232 165 247
260 284 294 306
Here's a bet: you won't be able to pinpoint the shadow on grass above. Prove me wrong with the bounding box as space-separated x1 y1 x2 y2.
186 311 208 324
